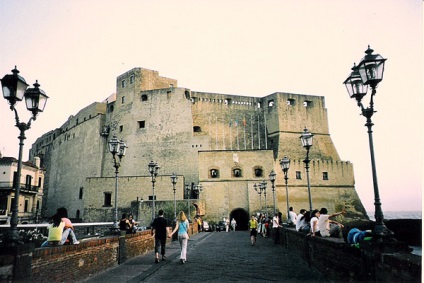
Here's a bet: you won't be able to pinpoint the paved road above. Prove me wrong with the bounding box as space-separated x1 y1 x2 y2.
81 231 330 282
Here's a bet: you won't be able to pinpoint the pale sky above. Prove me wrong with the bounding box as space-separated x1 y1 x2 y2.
0 0 422 212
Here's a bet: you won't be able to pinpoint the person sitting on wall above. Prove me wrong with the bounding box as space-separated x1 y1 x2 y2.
309 209 320 237
317 207 346 239
128 214 137 233
119 213 130 233
56 207 79 244
41 214 65 247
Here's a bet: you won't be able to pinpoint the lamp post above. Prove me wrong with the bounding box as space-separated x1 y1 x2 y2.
262 181 268 215
269 171 276 215
300 128 313 212
148 161 160 221
343 46 393 240
108 135 127 230
170 173 178 220
279 156 290 221
254 183 262 212
185 183 191 221
1 66 48 244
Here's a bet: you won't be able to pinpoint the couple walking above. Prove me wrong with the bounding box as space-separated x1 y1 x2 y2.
151 210 190 264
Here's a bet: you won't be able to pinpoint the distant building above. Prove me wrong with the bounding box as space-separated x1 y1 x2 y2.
29 67 367 227
0 154 44 224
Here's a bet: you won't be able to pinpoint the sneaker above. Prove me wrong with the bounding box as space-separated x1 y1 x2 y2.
180 259 185 264
155 258 160 263
162 256 167 261
74 241 80 245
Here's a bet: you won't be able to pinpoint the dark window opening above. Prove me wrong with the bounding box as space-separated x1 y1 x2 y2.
24 199 29 212
287 98 295 106
193 126 202 133
210 169 219 178
104 192 112 207
119 125 123 132
254 168 263 177
233 168 242 178
268 100 274 107
141 94 148 101
138 121 146 129
79 187 83 199
148 196 157 200
296 171 302 179
323 172 329 180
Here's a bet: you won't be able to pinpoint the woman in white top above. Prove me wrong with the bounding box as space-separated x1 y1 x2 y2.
169 211 190 264
310 209 320 236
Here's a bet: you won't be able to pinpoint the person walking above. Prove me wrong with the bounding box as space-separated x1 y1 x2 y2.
225 217 230 232
169 211 190 264
151 209 169 263
249 215 258 245
231 218 237 231
272 213 282 244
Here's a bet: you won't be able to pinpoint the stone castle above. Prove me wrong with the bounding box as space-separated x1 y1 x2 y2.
29 67 367 228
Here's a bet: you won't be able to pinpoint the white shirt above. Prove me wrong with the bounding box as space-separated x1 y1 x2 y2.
295 213 304 231
310 216 319 234
272 216 279 228
318 214 331 237
289 211 297 224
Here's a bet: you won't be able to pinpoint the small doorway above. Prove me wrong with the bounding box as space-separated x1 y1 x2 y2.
229 208 249 230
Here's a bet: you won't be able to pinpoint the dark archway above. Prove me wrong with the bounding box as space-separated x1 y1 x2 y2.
230 208 249 230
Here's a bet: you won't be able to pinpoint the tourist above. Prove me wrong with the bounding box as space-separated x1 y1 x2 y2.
56 207 79 245
169 211 190 264
41 214 65 247
288 207 297 225
196 217 202 232
151 209 168 263
309 209 320 237
225 217 230 232
272 213 282 244
231 218 237 231
317 207 346 238
249 215 258 245
297 210 311 235
119 213 130 232
295 209 307 231
128 214 136 234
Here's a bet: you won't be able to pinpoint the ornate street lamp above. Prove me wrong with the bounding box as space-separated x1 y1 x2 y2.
269 170 276 215
261 181 268 215
300 127 313 212
343 46 393 241
1 66 48 244
108 135 127 230
279 156 290 221
254 183 262 212
185 183 191 222
148 161 160 221
170 173 178 220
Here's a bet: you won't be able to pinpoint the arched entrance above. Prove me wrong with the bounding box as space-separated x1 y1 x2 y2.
230 208 249 230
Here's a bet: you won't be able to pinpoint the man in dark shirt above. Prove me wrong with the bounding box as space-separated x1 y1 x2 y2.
151 209 168 263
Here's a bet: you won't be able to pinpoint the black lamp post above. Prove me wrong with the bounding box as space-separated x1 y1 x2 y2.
343 46 393 241
170 173 178 220
1 66 48 244
279 156 290 221
254 183 262 212
148 161 160 221
108 135 127 230
261 181 267 215
269 171 276 215
185 183 191 221
300 128 313 212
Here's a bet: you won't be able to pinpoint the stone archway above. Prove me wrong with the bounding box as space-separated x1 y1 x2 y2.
230 208 249 231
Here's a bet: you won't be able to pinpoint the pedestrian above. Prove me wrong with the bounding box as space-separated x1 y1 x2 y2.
288 207 297 225
151 209 168 263
119 213 130 232
309 209 320 237
272 213 282 244
41 214 65 247
249 215 258 245
169 211 190 264
317 207 346 238
231 218 237 231
295 209 307 232
196 217 202 232
56 207 79 245
225 217 230 232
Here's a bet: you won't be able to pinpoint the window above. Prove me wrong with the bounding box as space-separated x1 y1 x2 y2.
129 75 134 84
141 94 148 101
138 121 146 129
323 172 329 180
0 197 6 215
268 100 274 107
25 175 32 189
122 96 126 104
149 195 157 200
24 199 29 212
210 169 219 178
79 187 83 199
109 105 114 112
121 79 126 88
119 125 123 132
296 171 302 179
254 168 263 177
104 192 112 206
193 126 202 133
287 99 295 106
303 100 312 107
233 168 242 178
38 177 42 187
76 210 80 219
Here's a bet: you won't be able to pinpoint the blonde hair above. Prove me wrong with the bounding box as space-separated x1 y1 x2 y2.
178 211 187 222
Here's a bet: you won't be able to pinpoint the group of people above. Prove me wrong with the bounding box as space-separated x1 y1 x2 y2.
41 207 80 247
295 207 346 238
248 212 282 245
223 217 237 232
119 213 137 234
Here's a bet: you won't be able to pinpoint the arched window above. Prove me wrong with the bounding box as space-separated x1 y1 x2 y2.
193 126 202 133
210 169 219 178
233 168 242 178
141 94 148 101
254 167 263 177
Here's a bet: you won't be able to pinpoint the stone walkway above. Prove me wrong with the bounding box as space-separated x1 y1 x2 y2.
80 231 330 282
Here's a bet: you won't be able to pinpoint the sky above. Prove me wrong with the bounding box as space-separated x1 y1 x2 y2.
0 0 422 213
